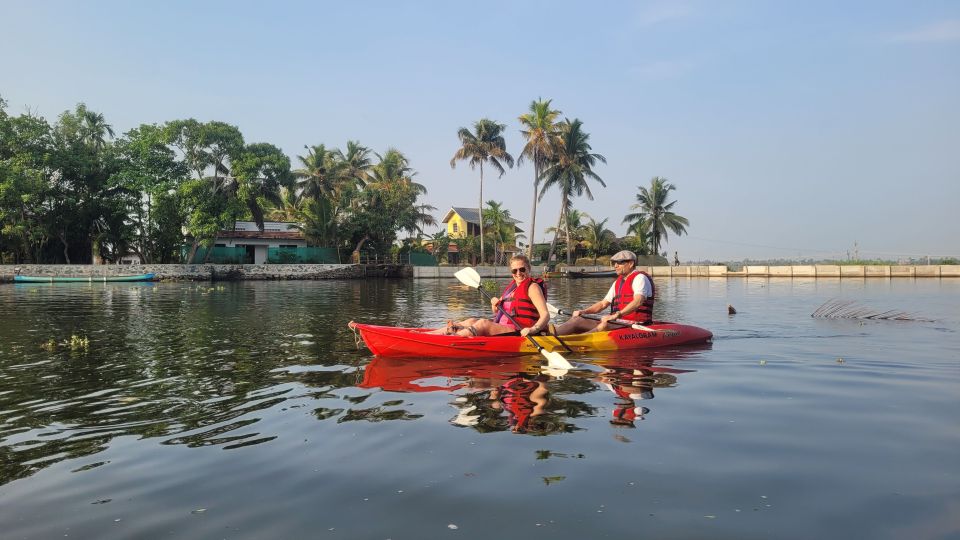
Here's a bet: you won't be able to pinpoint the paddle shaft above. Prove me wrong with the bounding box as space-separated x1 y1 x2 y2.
554 307 653 331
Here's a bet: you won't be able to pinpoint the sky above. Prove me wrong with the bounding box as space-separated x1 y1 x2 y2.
1 0 958 262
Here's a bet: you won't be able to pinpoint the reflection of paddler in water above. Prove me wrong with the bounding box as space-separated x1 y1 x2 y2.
488 374 549 433
598 365 679 428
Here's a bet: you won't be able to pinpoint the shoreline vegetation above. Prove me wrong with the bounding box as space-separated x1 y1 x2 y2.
1 96 698 268
1 263 958 283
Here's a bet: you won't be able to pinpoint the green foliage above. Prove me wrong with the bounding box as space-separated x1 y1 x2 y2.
451 118 515 264
623 177 689 256
538 119 606 264
0 98 429 264
518 98 562 258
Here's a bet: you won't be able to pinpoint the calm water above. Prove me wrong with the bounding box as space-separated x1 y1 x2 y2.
0 277 958 539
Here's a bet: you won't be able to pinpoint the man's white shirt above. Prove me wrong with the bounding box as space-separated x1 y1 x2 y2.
603 270 652 304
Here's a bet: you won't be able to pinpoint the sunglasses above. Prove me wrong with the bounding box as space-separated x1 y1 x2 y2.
510 267 529 275
612 260 628 266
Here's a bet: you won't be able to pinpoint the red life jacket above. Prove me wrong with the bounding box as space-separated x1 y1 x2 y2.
611 271 655 324
495 277 546 329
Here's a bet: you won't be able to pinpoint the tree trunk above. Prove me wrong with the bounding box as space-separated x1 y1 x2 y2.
565 215 573 265
58 231 71 264
547 203 565 264
527 159 539 260
187 240 200 264
352 234 370 263
478 163 484 266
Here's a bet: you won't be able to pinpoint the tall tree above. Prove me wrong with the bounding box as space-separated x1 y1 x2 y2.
622 176 689 256
580 216 616 264
165 119 244 262
517 98 561 260
482 200 516 265
344 149 434 258
80 106 115 150
231 142 292 231
450 119 514 265
538 119 606 264
112 123 188 262
545 208 587 263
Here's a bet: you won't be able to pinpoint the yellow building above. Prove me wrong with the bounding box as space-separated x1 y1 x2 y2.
441 207 522 239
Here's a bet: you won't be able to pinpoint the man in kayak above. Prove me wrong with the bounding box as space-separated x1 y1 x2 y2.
429 254 550 337
552 250 655 334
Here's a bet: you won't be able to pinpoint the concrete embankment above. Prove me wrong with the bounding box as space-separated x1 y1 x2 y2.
2 264 957 282
0 263 410 282
413 265 960 278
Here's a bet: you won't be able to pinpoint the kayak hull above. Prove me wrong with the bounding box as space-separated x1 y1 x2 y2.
14 273 155 283
350 322 712 359
567 270 617 278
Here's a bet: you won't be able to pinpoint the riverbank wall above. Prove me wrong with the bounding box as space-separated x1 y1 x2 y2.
2 264 957 282
0 263 410 282
415 265 960 279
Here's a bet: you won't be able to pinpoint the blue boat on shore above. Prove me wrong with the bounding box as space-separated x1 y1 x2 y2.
14 273 156 283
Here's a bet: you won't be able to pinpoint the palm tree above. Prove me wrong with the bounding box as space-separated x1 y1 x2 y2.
265 186 302 222
336 140 373 192
294 144 340 202
622 176 689 256
545 208 587 262
518 98 561 260
450 119 514 265
482 200 516 265
581 216 617 264
81 107 114 150
538 119 606 264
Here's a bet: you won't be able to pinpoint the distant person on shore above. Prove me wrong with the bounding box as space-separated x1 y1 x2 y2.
552 250 655 334
428 254 550 337
674 251 680 266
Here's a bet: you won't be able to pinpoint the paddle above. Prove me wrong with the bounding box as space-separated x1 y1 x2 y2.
454 267 573 370
546 303 658 332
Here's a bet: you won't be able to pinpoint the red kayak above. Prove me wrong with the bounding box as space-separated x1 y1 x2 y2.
348 321 712 359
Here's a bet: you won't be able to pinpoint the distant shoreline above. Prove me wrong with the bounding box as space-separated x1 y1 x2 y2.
4 264 956 282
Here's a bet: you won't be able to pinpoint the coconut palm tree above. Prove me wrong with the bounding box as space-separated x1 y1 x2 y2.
581 216 617 264
545 208 587 262
622 176 689 256
81 107 114 150
538 119 606 264
450 119 514 265
294 144 340 202
264 186 302 222
336 140 373 190
518 98 561 260
482 200 516 265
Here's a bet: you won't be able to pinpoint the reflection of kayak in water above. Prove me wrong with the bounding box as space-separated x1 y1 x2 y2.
348 322 713 359
358 356 535 393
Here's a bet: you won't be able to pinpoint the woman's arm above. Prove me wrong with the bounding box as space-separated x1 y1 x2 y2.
520 282 550 336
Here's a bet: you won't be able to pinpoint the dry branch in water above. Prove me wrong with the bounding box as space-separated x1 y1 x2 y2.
811 299 932 322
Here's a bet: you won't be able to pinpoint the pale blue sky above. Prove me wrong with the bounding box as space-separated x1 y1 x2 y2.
2 1 957 261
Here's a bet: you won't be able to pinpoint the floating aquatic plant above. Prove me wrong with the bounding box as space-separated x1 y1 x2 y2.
811 299 932 321
69 334 90 350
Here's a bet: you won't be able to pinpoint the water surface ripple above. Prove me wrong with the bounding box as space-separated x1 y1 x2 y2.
0 278 957 539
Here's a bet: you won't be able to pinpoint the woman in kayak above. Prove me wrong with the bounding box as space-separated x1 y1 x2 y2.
430 254 550 337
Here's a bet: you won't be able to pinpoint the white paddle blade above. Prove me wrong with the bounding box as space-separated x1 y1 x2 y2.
542 349 574 370
631 324 656 332
453 267 482 289
546 302 560 316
